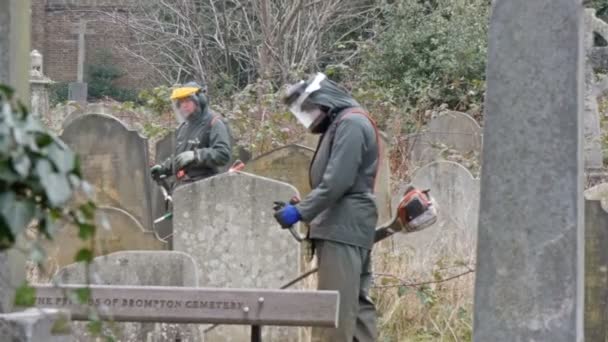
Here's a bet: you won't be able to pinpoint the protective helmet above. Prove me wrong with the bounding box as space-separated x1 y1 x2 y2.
283 73 326 129
283 72 360 130
170 81 208 122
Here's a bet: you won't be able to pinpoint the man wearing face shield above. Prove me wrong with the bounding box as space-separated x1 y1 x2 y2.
149 82 232 185
274 73 379 341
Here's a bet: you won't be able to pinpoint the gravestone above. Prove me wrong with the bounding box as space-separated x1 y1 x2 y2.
173 172 301 341
68 82 87 106
584 9 604 169
45 207 166 269
583 183 608 340
54 251 200 342
391 161 479 272
62 103 148 132
243 144 315 197
409 111 482 167
376 132 393 226
61 114 154 232
151 132 176 245
0 308 71 342
297 133 319 150
242 144 317 315
473 1 584 341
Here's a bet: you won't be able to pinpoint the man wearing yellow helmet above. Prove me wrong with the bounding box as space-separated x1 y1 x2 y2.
150 81 232 184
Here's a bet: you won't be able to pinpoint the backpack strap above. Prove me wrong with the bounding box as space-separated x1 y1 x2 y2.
210 115 221 127
336 109 382 193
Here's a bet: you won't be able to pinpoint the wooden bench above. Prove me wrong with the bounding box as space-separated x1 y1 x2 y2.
33 285 339 342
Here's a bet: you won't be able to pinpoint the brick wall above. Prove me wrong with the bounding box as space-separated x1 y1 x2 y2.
31 0 157 90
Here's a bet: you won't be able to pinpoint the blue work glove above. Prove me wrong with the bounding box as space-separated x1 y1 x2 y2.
273 204 302 229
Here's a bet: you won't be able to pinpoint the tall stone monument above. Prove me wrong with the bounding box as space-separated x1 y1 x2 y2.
473 1 585 341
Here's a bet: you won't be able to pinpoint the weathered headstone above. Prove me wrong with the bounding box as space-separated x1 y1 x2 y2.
0 308 71 342
297 133 319 150
474 1 584 340
45 207 166 268
242 144 317 320
151 132 175 245
68 82 87 106
584 9 604 170
243 144 315 197
583 183 608 340
391 161 479 271
409 111 482 167
54 251 200 342
173 172 301 341
61 114 154 232
62 103 147 131
376 132 393 226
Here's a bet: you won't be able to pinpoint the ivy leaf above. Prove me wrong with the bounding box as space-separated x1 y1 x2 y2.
14 283 36 307
77 223 96 240
11 154 31 177
0 193 36 236
79 202 96 220
75 287 91 304
47 143 75 173
36 159 72 206
75 248 94 263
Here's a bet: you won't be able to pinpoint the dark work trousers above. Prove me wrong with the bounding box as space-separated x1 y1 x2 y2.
312 239 377 342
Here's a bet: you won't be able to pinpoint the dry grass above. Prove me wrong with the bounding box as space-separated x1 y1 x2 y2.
370 212 476 342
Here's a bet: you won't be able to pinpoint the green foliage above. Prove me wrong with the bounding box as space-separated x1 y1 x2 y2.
0 85 97 250
0 83 118 339
137 86 173 116
87 53 138 103
588 0 608 21
49 82 69 107
363 0 489 112
14 282 37 307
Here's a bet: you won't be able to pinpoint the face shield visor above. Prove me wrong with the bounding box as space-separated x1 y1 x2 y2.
170 86 200 123
288 73 327 129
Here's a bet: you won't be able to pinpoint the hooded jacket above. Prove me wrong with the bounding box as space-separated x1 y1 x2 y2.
161 106 232 183
294 79 379 249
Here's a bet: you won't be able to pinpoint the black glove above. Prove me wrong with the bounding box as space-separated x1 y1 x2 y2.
150 164 165 179
175 151 198 169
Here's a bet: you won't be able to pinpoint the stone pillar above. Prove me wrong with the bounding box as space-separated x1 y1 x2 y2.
473 1 585 341
30 50 53 120
583 183 608 340
0 0 31 101
0 0 30 314
583 9 604 170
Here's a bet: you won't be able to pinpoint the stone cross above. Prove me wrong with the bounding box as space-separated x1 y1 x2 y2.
71 19 94 83
473 1 584 341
